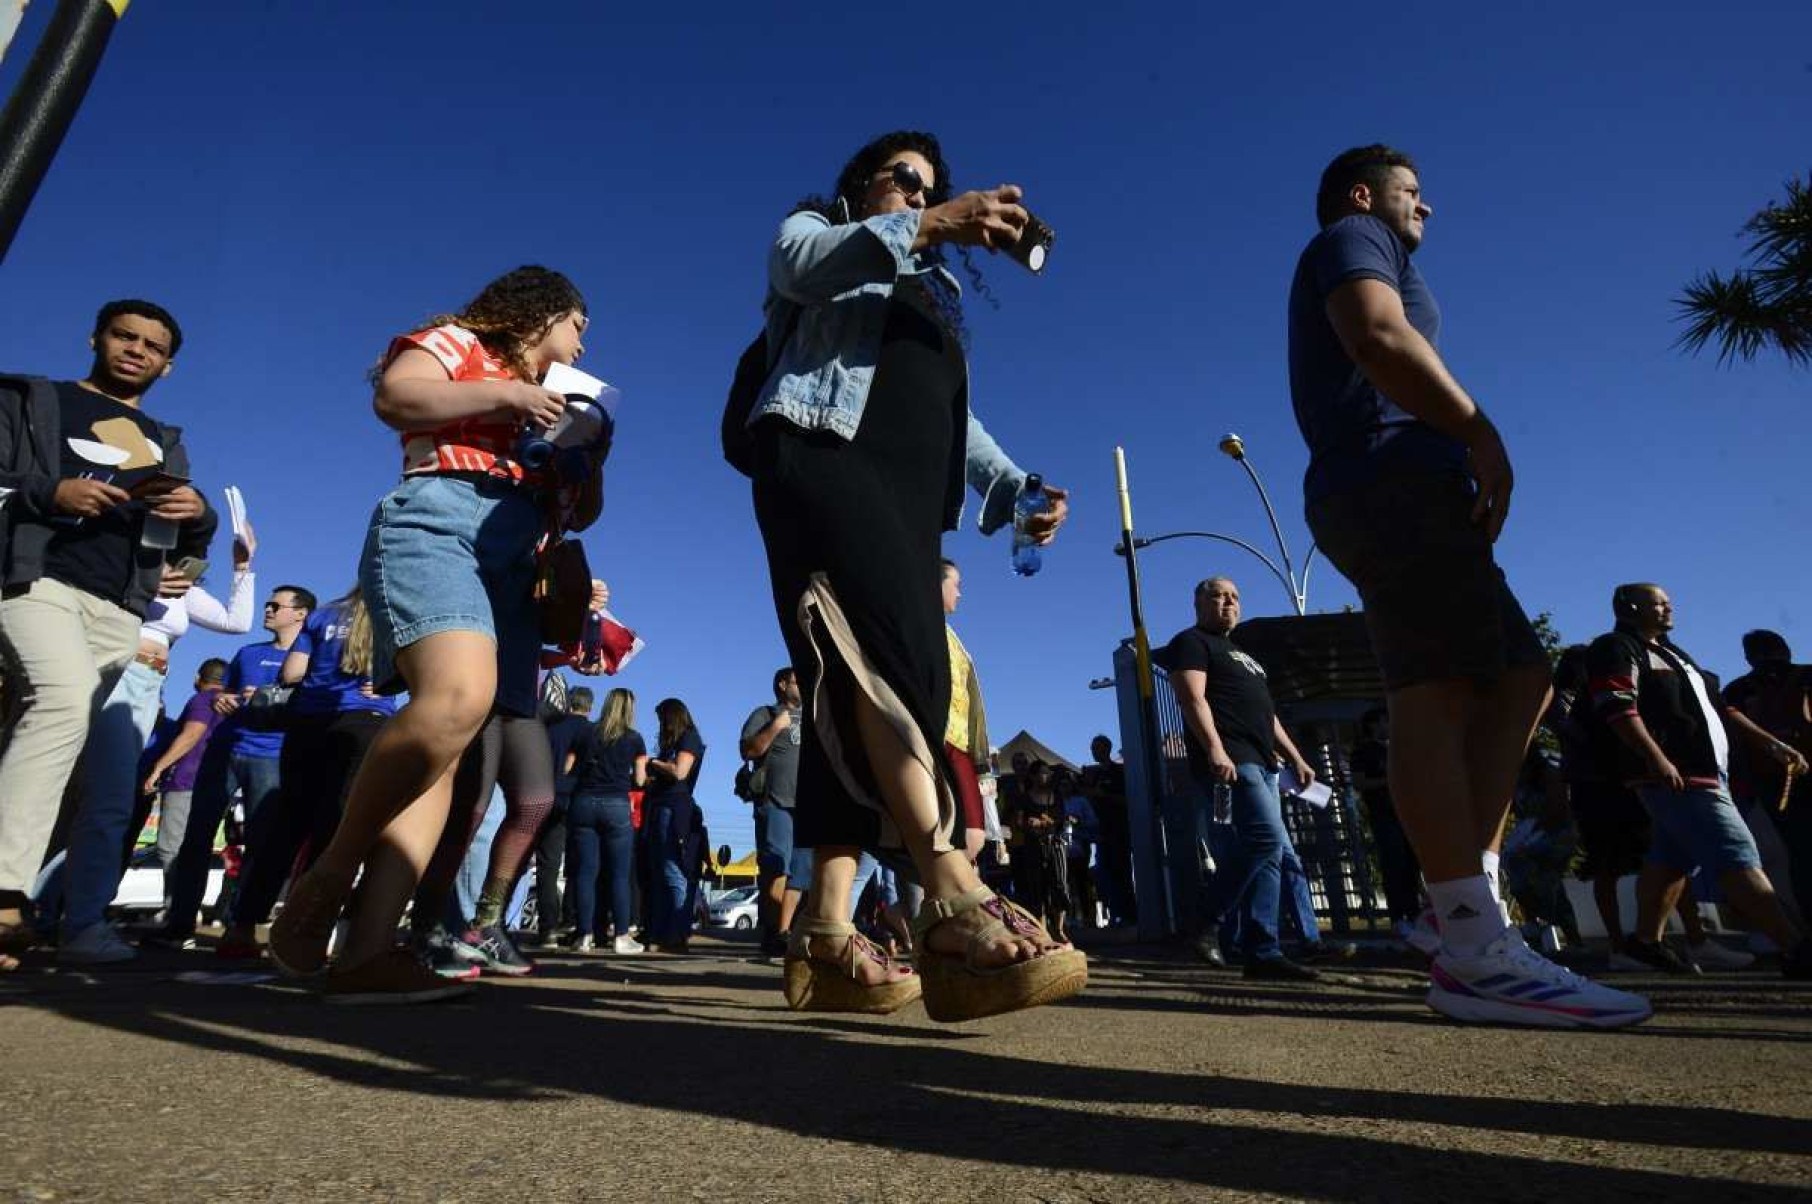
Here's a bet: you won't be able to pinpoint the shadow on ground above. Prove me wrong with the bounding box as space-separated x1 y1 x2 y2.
5 942 1809 1201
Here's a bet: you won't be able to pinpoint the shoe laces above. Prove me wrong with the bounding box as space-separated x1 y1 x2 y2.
1501 933 1589 990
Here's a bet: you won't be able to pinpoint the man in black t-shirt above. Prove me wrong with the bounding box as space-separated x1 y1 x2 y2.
1162 577 1320 981
0 301 215 960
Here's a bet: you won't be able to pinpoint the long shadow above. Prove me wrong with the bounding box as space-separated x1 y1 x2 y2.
9 968 1811 1199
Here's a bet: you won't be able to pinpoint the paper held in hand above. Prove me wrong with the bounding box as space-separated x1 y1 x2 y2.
223 485 250 544
542 362 621 420
1280 766 1334 810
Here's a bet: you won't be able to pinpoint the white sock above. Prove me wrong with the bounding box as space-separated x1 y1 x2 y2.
1480 850 1512 924
1426 875 1508 957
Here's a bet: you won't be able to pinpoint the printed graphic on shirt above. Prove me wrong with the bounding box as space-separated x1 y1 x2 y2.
389 324 533 482
67 416 165 475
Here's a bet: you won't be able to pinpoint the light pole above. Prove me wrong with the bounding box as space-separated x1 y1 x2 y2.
1114 433 1317 616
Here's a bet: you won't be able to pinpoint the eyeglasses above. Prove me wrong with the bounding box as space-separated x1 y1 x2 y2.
876 160 928 199
264 601 297 612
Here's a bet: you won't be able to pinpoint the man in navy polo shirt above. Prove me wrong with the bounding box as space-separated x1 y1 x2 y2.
154 583 313 945
1287 144 1648 1028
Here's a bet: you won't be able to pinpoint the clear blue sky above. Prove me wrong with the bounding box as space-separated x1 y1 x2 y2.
3 3 1808 856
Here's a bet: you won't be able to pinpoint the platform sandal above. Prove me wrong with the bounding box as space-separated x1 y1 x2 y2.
911 887 1088 1023
782 916 922 1014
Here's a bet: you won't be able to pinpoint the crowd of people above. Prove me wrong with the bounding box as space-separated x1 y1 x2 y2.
0 134 1804 1033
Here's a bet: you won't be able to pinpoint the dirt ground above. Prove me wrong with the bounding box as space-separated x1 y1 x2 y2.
3 933 1807 1203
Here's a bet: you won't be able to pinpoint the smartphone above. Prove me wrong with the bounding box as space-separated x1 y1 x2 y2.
1005 211 1055 274
128 470 191 500
172 556 208 581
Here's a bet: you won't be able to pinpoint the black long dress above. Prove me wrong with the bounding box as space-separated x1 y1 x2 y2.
751 276 966 858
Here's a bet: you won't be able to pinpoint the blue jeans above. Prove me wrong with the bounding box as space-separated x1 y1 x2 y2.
1159 787 1212 935
53 659 164 934
1200 764 1288 962
1215 832 1322 951
849 851 880 921
168 748 283 935
569 793 634 937
644 804 690 945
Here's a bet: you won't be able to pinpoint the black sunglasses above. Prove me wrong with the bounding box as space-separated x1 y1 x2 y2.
879 160 928 198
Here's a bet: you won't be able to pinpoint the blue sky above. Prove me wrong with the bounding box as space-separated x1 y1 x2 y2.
3 3 1808 856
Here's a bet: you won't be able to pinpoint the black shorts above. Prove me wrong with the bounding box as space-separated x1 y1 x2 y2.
1306 472 1546 691
1569 779 1651 879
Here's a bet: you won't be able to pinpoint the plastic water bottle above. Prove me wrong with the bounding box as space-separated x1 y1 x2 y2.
140 512 178 550
1011 474 1048 577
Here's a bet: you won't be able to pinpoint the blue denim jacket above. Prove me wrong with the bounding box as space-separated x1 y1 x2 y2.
749 208 1026 534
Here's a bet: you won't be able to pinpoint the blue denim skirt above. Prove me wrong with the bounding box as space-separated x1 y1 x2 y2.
359 473 544 716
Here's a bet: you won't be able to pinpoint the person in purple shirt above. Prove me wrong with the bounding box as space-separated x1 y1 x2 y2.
218 587 396 958
140 658 230 899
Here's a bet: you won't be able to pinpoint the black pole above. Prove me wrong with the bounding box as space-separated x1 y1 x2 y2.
0 0 129 263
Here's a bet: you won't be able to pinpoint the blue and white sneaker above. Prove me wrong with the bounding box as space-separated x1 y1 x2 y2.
1429 929 1651 1029
455 924 534 977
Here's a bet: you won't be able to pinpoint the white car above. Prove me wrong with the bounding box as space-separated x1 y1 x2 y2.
110 846 227 920
705 885 759 930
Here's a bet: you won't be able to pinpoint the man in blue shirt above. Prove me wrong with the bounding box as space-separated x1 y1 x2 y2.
154 583 314 945
1288 145 1648 1028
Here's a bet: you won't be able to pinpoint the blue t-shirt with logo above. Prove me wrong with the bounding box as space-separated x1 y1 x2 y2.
290 603 398 719
224 641 290 758
1288 214 1465 503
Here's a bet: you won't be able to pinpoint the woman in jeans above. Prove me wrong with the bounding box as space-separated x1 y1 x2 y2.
745 129 1084 1020
271 266 598 1004
641 698 703 952
218 585 396 959
566 687 646 953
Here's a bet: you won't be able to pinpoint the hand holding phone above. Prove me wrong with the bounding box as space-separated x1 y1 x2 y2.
173 557 209 581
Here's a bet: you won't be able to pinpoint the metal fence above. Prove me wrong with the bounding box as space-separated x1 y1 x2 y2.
1115 643 1387 938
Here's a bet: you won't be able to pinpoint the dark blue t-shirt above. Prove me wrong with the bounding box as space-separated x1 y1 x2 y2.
290 603 397 718
548 713 598 795
574 726 647 796
1288 214 1465 503
645 726 705 806
224 641 290 758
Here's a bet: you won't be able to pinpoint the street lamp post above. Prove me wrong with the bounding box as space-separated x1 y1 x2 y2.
1113 433 1317 616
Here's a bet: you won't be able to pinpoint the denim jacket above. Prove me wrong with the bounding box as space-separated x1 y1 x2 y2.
750 208 1026 535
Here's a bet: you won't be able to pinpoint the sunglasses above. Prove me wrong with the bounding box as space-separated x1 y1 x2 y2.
878 160 928 199
264 601 297 612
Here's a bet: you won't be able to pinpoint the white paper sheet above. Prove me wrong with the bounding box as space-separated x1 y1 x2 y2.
1280 767 1334 809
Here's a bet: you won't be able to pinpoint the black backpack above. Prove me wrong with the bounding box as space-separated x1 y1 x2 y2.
719 304 801 477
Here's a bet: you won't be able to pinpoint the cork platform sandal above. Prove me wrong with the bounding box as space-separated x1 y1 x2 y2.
782 917 923 1014
912 887 1088 1023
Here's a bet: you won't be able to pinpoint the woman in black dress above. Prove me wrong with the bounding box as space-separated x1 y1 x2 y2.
746 130 1086 1021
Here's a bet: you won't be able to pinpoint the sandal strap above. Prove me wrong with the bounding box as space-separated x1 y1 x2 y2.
792 917 858 939
911 886 995 937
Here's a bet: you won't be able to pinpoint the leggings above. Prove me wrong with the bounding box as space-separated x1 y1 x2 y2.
413 712 556 928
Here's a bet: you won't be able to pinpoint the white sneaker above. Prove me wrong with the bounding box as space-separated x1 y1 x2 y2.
1429 929 1651 1029
1405 908 1442 957
59 922 138 965
612 934 645 955
1686 938 1755 972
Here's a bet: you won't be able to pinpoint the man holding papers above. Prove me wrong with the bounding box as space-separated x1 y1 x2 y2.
1162 577 1323 982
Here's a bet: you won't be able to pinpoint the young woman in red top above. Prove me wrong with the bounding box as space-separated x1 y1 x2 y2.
271 266 599 1003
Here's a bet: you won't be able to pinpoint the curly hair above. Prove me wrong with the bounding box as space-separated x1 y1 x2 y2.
401 265 586 383
790 130 997 345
